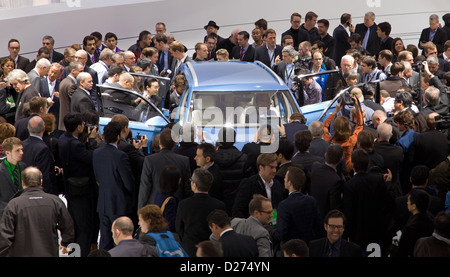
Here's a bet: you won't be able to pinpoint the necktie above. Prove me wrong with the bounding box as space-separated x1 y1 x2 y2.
160 51 165 69
13 166 20 190
362 28 370 50
240 47 244 61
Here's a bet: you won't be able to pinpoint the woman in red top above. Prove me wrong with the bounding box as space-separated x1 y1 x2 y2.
323 96 363 174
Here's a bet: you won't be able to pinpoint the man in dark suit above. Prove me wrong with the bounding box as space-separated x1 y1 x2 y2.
169 41 193 77
232 153 286 219
231 31 255 62
41 63 62 130
153 33 174 75
0 137 26 217
70 72 96 114
93 121 135 251
281 112 308 148
418 14 448 54
343 149 395 256
217 29 240 59
176 168 226 257
355 12 380 57
281 12 310 51
1 39 30 71
14 96 47 141
272 166 324 245
58 112 98 257
8 69 41 122
207 209 258 257
139 128 191 208
42 35 64 63
317 19 336 59
309 209 362 257
310 144 345 221
254 28 283 69
333 13 355 66
373 123 404 197
291 130 325 176
58 61 83 131
194 143 224 202
22 116 57 195
308 120 330 159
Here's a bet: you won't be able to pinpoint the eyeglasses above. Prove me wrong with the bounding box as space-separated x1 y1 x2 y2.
327 224 344 230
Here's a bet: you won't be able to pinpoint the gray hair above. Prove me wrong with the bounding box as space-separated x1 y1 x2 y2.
282 45 296 57
430 14 439 21
7 69 30 83
365 11 375 20
99 48 114 61
35 58 51 69
76 72 91 83
42 35 55 45
426 55 439 65
112 52 125 63
28 115 45 134
424 86 440 106
401 61 411 72
377 123 392 141
308 120 324 137
341 54 355 65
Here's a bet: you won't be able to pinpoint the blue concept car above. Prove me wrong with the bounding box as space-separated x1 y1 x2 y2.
97 60 341 150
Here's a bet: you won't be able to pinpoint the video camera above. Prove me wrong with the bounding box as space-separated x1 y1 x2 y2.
435 114 450 131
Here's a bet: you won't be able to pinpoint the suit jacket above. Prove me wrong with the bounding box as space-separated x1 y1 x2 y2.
93 144 135 216
310 162 344 220
58 132 97 198
232 174 286 219
58 76 77 131
283 121 308 146
291 151 325 173
27 69 43 95
373 140 404 196
254 45 283 69
355 23 380 56
170 55 193 77
6 56 30 71
394 212 434 257
272 191 324 244
281 28 311 51
231 45 255 62
175 193 226 257
14 113 39 141
22 135 57 195
70 88 96 114
219 229 258 257
41 77 61 125
138 148 191 208
0 160 26 216
157 49 174 74
15 85 40 122
320 34 336 59
231 216 273 257
332 25 351 65
409 129 449 170
418 27 448 54
343 172 395 248
51 50 65 64
309 237 362 257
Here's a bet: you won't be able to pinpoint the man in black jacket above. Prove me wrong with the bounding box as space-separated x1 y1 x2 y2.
281 12 310 51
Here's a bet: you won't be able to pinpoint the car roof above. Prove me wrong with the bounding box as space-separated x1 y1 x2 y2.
180 60 289 92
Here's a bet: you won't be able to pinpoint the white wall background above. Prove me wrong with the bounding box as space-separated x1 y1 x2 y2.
0 0 449 60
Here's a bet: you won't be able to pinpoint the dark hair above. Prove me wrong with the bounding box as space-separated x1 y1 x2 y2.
325 144 343 165
377 22 392 36
144 77 159 89
351 148 370 173
317 19 329 28
103 121 121 143
286 166 306 191
217 127 235 147
191 168 214 192
340 13 352 25
196 240 223 257
197 143 216 162
207 209 230 228
158 165 181 194
107 64 124 77
153 33 168 44
159 128 175 149
105 32 118 41
281 239 309 257
411 165 430 187
83 35 96 47
434 211 450 239
138 30 151 41
90 31 103 41
238 31 250 40
294 130 312 153
64 112 83 133
276 138 294 160
357 130 375 150
324 209 346 225
408 189 430 213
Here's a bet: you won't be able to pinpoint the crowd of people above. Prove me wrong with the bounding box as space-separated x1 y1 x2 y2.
0 10 448 258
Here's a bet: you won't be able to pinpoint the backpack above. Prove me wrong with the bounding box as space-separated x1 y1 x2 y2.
146 231 188 257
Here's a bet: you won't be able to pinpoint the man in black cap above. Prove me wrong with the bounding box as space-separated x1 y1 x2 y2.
204 20 224 45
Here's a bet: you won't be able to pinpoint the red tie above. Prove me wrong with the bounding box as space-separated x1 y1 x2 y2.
240 48 244 60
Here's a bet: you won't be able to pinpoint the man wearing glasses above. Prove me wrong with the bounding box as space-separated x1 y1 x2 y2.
309 209 362 257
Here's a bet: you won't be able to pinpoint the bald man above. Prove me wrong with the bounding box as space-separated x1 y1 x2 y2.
21 116 58 195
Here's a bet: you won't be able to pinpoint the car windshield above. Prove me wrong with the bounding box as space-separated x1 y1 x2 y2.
187 90 299 128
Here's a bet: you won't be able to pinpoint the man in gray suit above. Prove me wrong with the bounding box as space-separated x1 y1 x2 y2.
169 41 193 78
27 58 51 95
231 194 273 257
70 72 96 114
138 128 191 208
398 50 420 90
58 61 83 131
